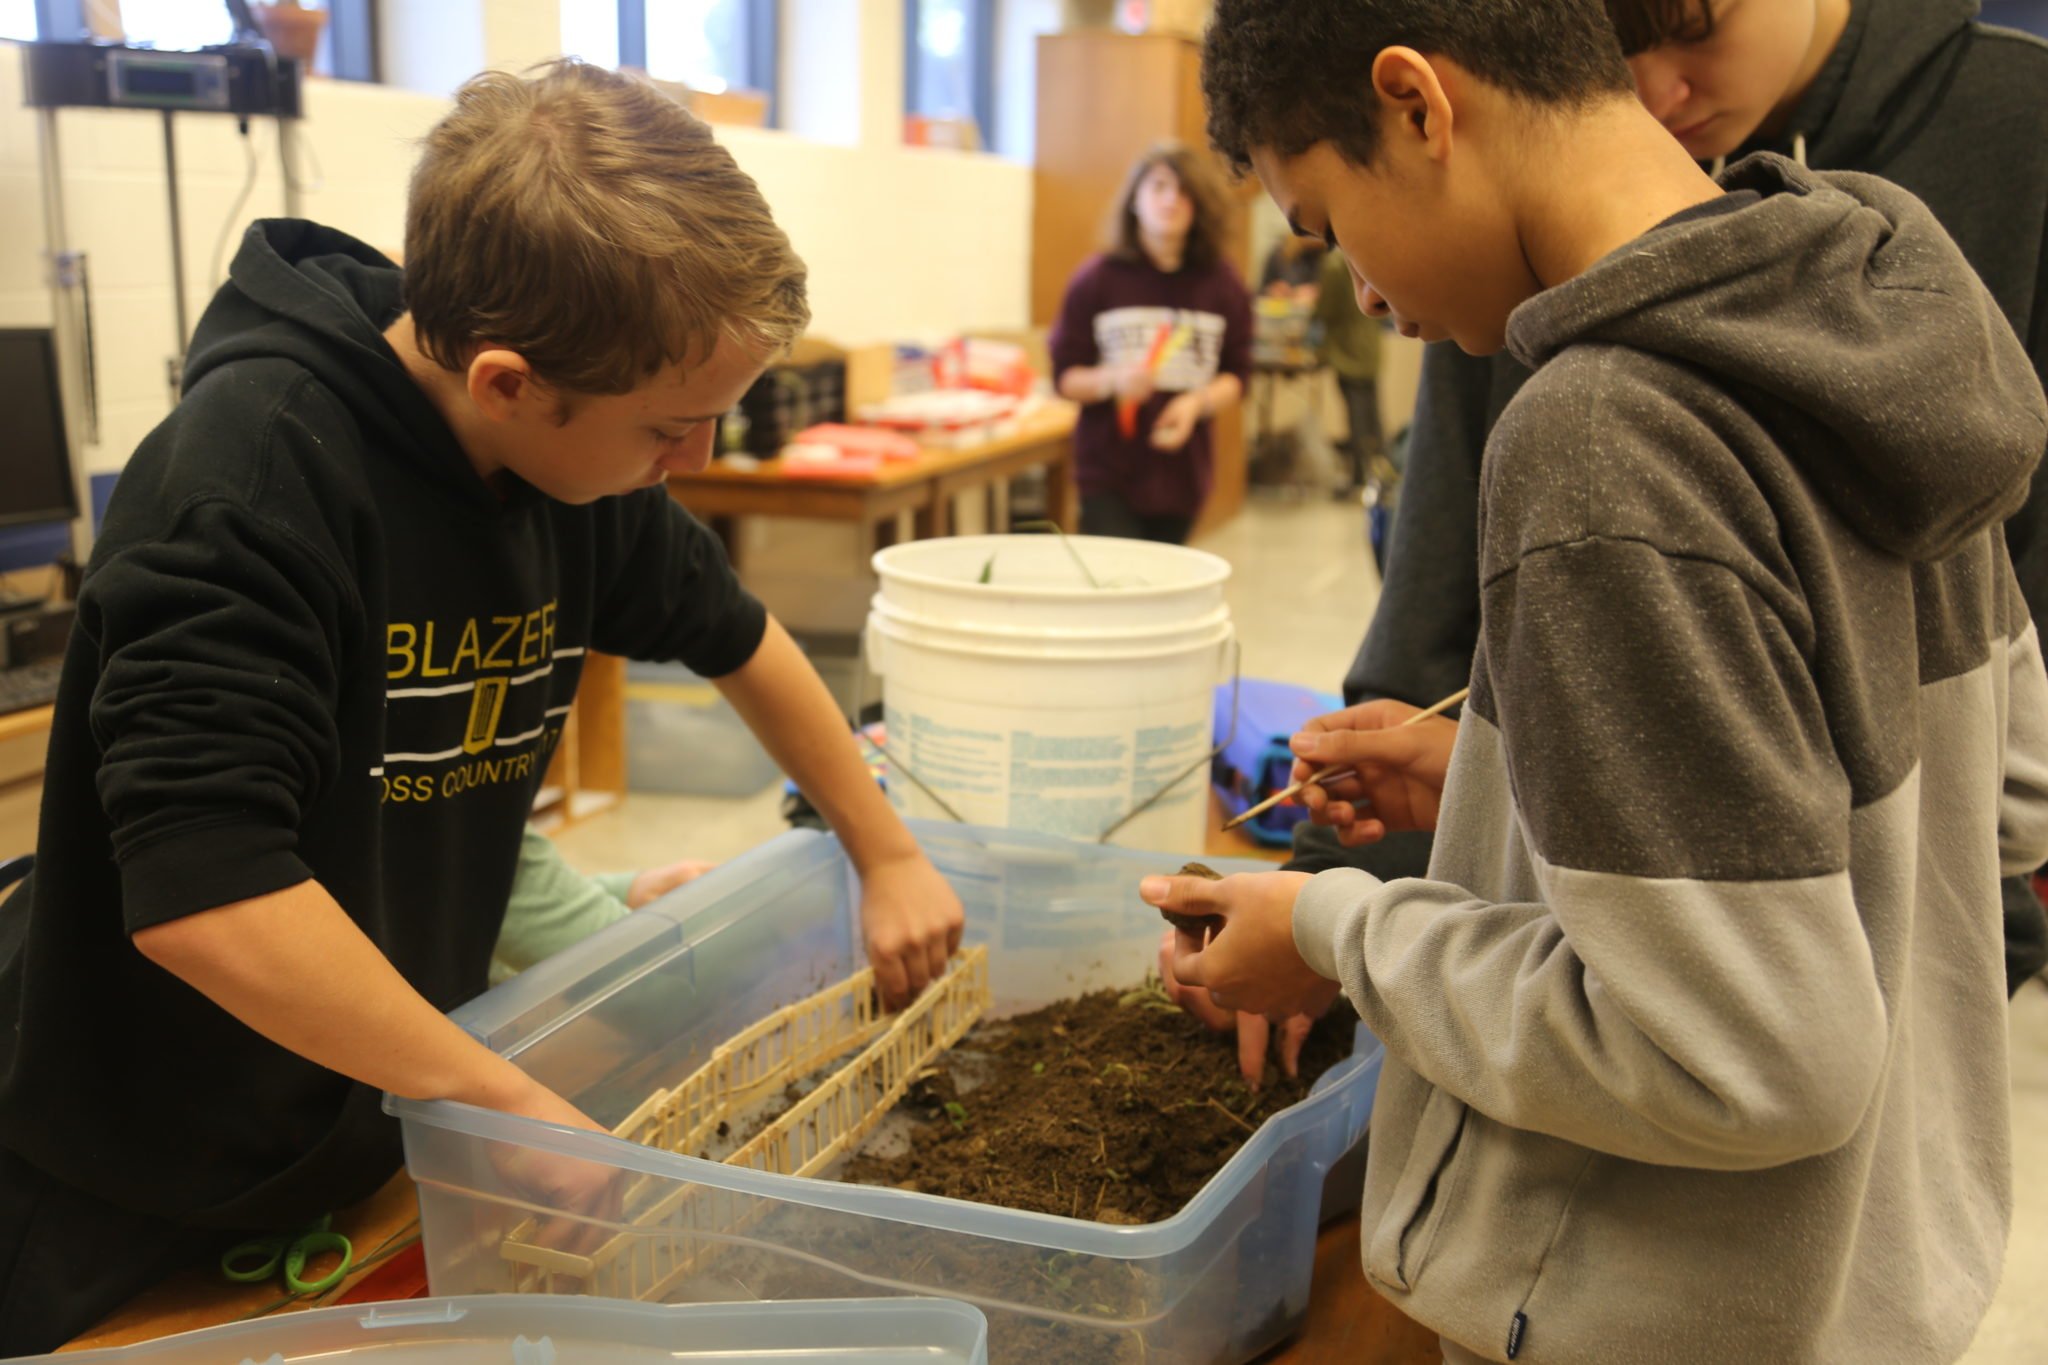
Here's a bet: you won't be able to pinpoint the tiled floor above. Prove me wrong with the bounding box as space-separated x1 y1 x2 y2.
559 495 2047 1362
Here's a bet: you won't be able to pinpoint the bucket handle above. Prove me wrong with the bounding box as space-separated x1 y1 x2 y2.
1095 635 1242 844
854 633 1245 846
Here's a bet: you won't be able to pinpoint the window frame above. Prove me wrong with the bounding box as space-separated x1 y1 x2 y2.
618 0 779 125
904 0 996 150
321 0 377 84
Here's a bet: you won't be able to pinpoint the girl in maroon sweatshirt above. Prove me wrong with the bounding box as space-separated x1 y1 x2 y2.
1051 142 1254 545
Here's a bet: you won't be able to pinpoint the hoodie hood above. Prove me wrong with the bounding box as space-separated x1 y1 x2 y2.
1506 154 2046 562
185 219 486 502
1737 0 1979 170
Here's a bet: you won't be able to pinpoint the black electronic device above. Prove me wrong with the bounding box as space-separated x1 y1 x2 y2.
0 604 73 672
0 658 62 716
0 329 79 532
22 40 302 118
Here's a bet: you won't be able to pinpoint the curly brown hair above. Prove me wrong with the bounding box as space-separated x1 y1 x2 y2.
1202 0 1634 175
1106 141 1237 273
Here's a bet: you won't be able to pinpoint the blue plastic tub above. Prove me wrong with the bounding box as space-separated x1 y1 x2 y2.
25 1296 988 1363
391 823 1382 1365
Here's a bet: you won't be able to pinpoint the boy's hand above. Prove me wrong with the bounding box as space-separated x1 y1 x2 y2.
1289 699 1459 846
1157 927 1319 1089
1140 870 1342 1020
858 852 967 1010
626 857 716 909
1151 392 1207 452
486 1077 624 1257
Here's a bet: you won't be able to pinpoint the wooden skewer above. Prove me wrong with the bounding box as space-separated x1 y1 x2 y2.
1220 686 1471 832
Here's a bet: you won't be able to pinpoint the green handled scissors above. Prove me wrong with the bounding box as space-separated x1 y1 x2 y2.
220 1213 355 1295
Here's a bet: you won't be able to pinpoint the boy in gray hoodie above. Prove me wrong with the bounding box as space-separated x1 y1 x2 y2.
1151 1 2048 1360
1296 0 2048 995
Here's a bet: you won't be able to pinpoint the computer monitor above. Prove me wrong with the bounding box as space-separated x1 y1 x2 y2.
0 328 79 531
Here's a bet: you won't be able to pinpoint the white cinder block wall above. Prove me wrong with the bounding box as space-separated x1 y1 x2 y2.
0 0 1031 484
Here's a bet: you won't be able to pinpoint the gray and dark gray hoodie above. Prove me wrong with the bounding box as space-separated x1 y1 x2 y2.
1314 0 2048 992
1295 156 2048 1363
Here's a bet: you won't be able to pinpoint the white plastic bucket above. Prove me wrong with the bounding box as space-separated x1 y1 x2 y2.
866 535 1234 853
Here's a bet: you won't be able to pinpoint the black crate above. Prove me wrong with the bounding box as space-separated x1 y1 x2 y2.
731 361 847 457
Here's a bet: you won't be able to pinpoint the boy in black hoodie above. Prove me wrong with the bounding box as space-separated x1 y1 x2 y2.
0 62 963 1352
1288 0 2048 993
1148 1 2048 1358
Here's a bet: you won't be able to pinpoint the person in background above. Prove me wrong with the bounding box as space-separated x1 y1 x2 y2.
1313 249 1385 495
491 829 712 986
1287 0 2048 993
1259 234 1327 299
1051 141 1254 545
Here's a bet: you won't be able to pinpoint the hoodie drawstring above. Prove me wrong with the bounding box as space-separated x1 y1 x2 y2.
1710 133 1807 181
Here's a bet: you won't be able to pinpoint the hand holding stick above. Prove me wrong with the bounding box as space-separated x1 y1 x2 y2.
1221 687 1470 833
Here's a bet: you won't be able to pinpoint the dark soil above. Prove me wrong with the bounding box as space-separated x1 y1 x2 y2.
670 982 1358 1365
843 980 1354 1223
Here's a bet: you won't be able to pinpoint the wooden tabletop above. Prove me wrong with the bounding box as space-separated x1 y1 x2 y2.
672 409 1078 491
60 1172 424 1352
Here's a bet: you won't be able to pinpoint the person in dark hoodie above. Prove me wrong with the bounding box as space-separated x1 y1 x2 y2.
1145 1 2048 1360
0 61 965 1353
1287 0 2048 994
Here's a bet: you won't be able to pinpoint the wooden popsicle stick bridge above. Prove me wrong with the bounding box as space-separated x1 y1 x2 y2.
499 945 992 1299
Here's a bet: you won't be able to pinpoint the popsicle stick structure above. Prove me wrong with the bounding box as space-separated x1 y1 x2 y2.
608 962 896 1161
499 946 992 1299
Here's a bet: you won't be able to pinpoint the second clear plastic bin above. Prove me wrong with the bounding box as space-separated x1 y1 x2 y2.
33 1295 987 1364
391 823 1383 1365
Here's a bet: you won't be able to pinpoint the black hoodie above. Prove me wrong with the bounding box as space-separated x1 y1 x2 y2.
0 221 766 1227
1304 0 2048 983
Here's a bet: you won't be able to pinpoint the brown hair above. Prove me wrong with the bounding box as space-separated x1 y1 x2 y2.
1606 0 1716 56
1204 0 1634 174
403 59 809 397
1107 141 1236 273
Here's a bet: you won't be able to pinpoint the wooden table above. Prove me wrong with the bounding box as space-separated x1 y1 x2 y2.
667 411 1078 553
59 1172 424 1352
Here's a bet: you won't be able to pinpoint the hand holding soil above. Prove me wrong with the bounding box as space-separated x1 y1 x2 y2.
1143 868 1341 1020
1158 927 1317 1090
1153 861 1228 937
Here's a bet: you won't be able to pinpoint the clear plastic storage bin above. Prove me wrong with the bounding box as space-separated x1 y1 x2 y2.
31 1295 988 1363
392 823 1383 1365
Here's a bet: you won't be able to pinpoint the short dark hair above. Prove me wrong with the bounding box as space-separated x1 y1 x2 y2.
1107 141 1236 273
1203 0 1636 174
1606 0 1717 57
